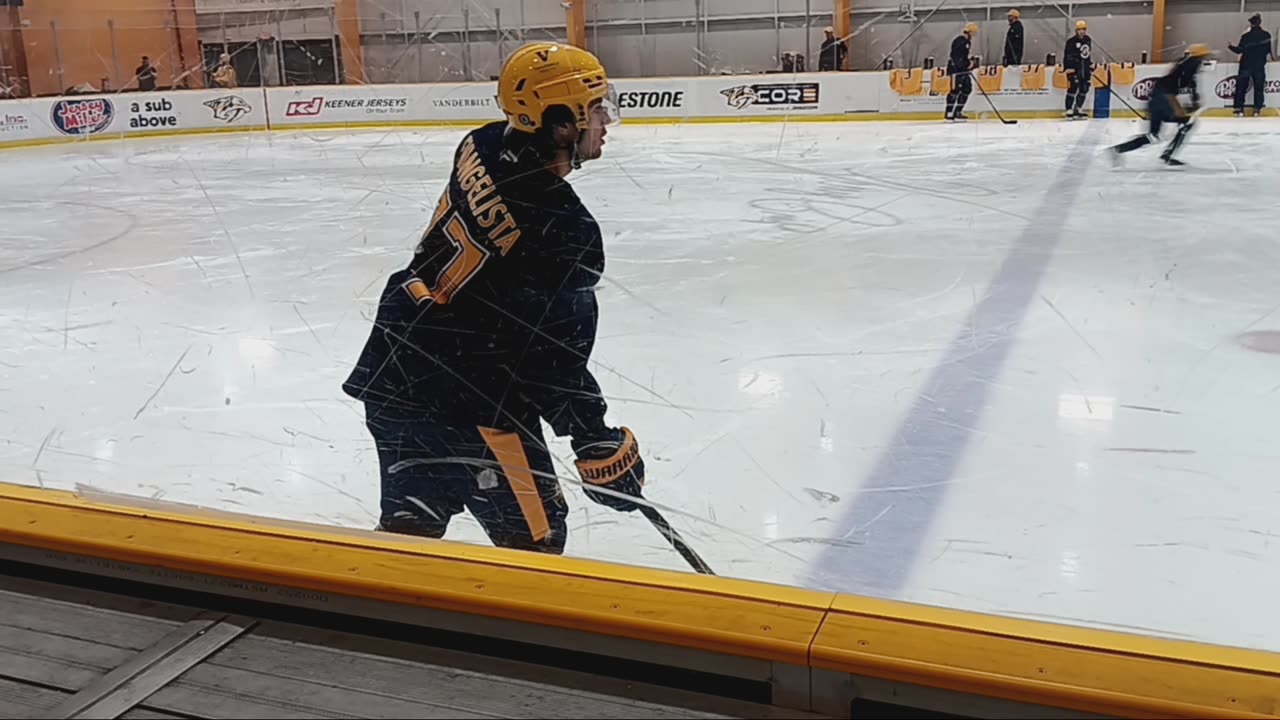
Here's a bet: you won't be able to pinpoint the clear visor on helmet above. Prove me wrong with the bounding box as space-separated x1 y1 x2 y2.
591 83 621 126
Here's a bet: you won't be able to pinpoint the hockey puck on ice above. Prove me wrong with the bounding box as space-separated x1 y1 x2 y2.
1235 330 1280 354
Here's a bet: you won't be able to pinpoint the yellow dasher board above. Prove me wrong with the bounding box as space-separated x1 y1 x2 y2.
931 67 952 96
977 65 1004 94
1021 64 1047 91
889 67 924 96
1109 62 1136 86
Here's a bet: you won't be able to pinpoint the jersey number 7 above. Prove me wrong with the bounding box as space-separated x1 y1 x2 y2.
403 190 490 306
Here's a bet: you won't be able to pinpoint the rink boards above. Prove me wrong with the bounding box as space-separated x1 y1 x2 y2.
0 482 1277 718
2 61 1279 150
5 68 1280 718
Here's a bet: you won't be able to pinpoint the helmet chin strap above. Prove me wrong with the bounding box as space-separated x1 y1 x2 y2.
570 139 583 170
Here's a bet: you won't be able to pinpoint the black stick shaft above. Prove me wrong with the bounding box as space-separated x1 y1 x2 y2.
639 504 715 575
968 70 1018 123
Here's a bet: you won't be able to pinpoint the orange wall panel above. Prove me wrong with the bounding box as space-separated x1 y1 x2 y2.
335 0 364 84
18 0 183 96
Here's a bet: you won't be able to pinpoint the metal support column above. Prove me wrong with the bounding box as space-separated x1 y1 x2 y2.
414 10 423 82
51 20 64 92
108 18 122 90
329 7 340 83
462 4 472 80
805 0 812 70
497 8 505 66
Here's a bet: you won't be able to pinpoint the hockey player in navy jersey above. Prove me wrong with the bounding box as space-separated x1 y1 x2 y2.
1063 20 1094 119
1109 44 1211 166
945 23 979 121
342 42 641 554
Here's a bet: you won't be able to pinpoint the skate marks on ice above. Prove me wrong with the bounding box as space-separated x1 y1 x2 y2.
0 200 139 275
665 148 1034 240
805 123 1107 598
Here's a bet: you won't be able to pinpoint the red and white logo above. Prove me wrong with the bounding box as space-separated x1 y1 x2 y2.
1131 77 1158 100
285 97 324 117
1215 76 1280 99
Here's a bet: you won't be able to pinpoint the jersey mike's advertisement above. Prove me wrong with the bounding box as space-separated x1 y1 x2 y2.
50 97 116 135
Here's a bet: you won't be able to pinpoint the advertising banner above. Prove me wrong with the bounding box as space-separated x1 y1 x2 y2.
0 99 42 147
267 83 502 127
120 90 266 133
612 78 695 120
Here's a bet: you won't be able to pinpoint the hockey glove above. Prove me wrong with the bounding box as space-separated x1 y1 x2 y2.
573 427 645 513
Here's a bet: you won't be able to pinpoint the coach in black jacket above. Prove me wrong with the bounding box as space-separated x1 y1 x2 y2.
1003 10 1024 66
1229 13 1273 115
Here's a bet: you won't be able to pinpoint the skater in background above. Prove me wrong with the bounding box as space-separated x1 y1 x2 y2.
1063 20 1094 118
342 43 642 554
1229 13 1272 116
945 23 978 121
212 53 238 89
819 26 848 71
1003 10 1024 66
1109 44 1211 167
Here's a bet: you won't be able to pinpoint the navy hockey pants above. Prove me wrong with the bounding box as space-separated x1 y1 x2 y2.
364 405 568 553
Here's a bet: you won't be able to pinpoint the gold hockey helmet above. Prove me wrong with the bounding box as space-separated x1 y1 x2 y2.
1075 20 1088 30
1186 43 1212 57
964 22 979 34
497 42 618 133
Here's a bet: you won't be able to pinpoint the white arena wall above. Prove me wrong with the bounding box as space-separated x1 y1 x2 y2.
1 61 1277 149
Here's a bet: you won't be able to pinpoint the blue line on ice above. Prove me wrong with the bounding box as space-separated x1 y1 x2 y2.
805 124 1106 598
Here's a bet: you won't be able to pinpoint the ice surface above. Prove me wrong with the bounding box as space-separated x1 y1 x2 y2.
3 118 1280 652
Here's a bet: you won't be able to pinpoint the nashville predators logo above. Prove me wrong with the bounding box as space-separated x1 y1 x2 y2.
721 85 760 109
203 95 252 123
721 82 820 110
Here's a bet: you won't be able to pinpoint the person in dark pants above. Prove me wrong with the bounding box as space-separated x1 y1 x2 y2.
1109 44 1210 167
819 26 848 71
135 56 158 91
1229 14 1272 116
343 43 643 554
945 23 978 121
1003 9 1024 66
1063 20 1093 118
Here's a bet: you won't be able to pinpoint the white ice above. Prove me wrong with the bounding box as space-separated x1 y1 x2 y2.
3 118 1279 653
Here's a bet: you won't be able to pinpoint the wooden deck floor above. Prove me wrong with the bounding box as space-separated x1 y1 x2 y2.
0 574 818 719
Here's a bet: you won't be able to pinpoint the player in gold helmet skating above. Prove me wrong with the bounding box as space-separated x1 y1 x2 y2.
342 43 643 552
1110 44 1213 166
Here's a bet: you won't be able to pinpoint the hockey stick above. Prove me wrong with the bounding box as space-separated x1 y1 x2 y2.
1101 76 1149 120
969 71 1019 124
639 502 715 575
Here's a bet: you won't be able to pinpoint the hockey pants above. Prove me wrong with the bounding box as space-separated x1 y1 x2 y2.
1065 70 1091 111
1234 65 1266 112
364 404 569 553
1113 92 1192 160
945 71 973 118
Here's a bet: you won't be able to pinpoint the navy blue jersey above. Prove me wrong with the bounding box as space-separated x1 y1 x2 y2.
948 34 972 72
1154 55 1203 105
343 121 608 439
1230 26 1273 68
1064 34 1093 73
